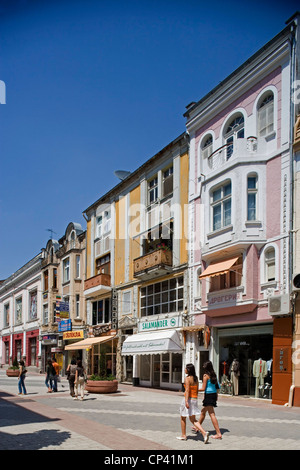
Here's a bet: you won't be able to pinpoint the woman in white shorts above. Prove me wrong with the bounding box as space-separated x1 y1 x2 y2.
177 363 209 443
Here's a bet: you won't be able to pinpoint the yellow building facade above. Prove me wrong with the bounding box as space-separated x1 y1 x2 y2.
83 133 190 388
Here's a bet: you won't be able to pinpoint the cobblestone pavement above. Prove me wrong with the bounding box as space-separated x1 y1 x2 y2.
1 370 300 452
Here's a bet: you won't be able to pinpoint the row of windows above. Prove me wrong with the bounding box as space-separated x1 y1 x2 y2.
3 290 37 327
201 91 274 160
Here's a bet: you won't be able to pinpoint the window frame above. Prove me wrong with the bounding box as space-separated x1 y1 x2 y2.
247 174 258 221
257 92 274 137
224 114 244 159
211 181 232 232
140 276 184 317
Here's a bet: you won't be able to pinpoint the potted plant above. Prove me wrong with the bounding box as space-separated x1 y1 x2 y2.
85 373 118 394
6 358 20 377
85 353 118 394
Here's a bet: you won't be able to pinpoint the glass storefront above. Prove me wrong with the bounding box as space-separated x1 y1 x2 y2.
217 325 273 398
139 352 182 389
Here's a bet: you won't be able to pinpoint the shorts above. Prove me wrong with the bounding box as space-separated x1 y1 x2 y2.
179 398 201 417
202 393 218 408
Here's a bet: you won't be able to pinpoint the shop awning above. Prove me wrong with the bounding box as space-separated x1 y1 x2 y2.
199 257 239 279
65 335 116 351
121 329 182 356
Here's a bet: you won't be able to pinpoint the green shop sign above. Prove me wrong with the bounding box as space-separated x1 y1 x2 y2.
138 316 180 332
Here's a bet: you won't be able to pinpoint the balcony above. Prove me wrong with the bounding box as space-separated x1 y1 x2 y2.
206 138 258 172
134 248 172 280
84 273 111 298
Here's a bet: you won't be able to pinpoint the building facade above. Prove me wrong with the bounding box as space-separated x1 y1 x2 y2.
40 223 86 373
0 253 42 371
185 13 300 404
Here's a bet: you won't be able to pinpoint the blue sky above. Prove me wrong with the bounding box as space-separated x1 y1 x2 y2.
0 0 298 279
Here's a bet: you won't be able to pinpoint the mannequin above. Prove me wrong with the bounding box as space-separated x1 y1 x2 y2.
253 358 267 398
229 359 240 396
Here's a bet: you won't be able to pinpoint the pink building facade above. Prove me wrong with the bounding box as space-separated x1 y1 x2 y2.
185 15 298 402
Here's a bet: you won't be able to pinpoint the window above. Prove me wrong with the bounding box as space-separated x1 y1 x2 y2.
53 268 57 289
43 304 49 324
96 253 110 275
265 247 275 282
258 92 274 137
103 210 111 234
15 298 22 324
70 231 76 249
96 215 103 238
162 166 173 197
29 291 37 320
224 114 244 159
148 176 158 205
247 175 258 221
122 291 131 314
140 276 184 317
76 255 80 278
211 181 231 231
4 303 10 327
76 294 80 318
209 257 243 292
201 135 213 160
92 298 111 325
63 258 70 283
43 270 49 291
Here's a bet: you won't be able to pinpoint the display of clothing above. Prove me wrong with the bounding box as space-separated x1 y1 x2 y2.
229 359 240 396
253 359 267 398
266 359 273 385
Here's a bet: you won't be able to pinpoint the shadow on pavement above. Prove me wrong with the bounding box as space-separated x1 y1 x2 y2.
0 429 72 450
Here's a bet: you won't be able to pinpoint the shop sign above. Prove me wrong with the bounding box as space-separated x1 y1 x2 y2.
41 335 57 345
63 330 84 340
91 323 112 337
58 319 72 332
208 292 238 308
59 301 70 319
138 315 181 332
111 289 118 330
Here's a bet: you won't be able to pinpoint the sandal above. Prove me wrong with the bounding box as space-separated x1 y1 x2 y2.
204 432 209 444
176 436 187 441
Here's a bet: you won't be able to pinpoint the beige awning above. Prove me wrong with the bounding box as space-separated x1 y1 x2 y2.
199 257 239 279
64 335 116 350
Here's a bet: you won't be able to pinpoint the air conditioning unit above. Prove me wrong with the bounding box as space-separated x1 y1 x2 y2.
292 273 300 292
268 294 290 316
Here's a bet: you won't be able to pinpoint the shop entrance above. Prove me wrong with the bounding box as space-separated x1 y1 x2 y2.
218 326 273 397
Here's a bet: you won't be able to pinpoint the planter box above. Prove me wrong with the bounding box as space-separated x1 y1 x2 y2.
85 379 118 394
6 369 19 377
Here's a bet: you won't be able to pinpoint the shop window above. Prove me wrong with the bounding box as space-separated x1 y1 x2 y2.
257 92 274 137
211 181 232 231
140 355 151 381
92 298 111 325
140 276 184 317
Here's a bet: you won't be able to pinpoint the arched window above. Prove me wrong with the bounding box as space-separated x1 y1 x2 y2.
264 247 275 282
257 92 274 137
224 114 244 159
201 134 213 160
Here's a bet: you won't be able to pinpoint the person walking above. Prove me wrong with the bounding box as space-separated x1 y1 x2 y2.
18 360 27 395
45 359 55 393
66 359 77 397
176 363 209 443
74 359 86 401
194 360 222 440
51 357 60 392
